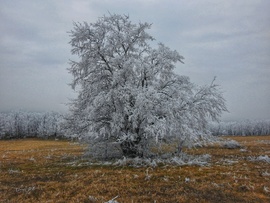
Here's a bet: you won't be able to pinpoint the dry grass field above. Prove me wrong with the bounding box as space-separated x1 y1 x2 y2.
0 136 270 203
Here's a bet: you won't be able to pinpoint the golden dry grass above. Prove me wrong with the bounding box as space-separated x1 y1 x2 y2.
0 136 270 203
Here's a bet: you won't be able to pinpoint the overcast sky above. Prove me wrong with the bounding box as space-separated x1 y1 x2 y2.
0 0 269 121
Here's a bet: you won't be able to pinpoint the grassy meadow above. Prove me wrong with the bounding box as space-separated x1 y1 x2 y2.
0 136 270 202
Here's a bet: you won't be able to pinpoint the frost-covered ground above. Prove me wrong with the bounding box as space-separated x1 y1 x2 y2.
0 136 270 202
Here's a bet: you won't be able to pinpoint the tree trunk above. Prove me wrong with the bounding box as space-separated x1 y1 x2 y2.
120 137 142 158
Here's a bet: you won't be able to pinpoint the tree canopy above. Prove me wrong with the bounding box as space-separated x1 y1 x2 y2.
65 14 227 158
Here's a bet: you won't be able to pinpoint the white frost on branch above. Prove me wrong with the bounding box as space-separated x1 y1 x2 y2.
64 14 227 158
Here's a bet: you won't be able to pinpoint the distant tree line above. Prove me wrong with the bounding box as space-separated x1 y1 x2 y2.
1 111 270 140
209 120 270 136
0 111 64 139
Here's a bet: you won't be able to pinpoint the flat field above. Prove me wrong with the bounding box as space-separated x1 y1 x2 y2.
0 136 270 203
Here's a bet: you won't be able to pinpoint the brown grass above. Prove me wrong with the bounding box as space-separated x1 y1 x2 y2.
0 136 270 203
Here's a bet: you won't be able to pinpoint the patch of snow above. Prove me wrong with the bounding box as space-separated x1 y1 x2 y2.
185 177 190 183
8 169 21 174
221 140 241 149
263 186 269 193
257 155 270 163
248 155 270 163
262 171 270 176
222 159 239 165
105 196 119 203
240 148 247 152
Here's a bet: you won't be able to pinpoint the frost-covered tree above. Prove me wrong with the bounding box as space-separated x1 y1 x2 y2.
65 14 227 158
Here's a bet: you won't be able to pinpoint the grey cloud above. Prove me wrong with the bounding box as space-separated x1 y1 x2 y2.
0 0 269 121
